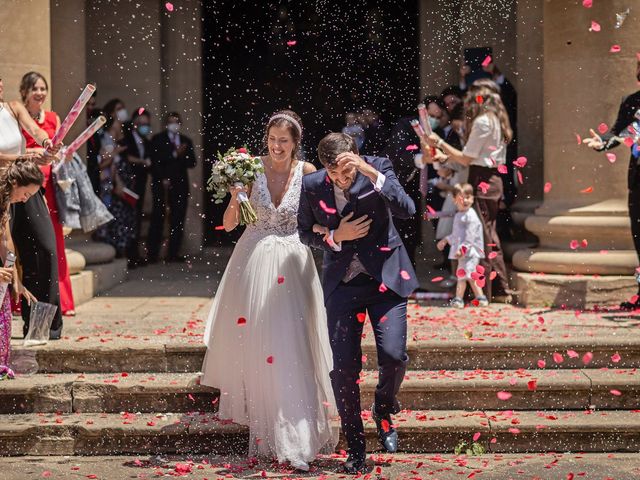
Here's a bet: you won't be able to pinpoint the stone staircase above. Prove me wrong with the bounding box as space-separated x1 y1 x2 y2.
3 333 640 456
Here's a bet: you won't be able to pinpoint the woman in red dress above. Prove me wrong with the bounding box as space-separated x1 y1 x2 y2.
19 72 75 316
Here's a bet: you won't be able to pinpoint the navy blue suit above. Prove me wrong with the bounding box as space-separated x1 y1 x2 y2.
297 156 418 456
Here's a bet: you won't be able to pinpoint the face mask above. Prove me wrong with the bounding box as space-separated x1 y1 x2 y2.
428 117 440 131
167 123 180 134
116 108 129 122
137 125 151 137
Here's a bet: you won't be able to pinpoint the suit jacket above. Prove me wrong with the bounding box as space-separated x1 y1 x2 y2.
122 129 152 175
297 156 419 301
599 90 640 189
149 131 197 187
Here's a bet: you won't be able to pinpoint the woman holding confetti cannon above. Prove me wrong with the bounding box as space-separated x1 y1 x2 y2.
19 72 78 318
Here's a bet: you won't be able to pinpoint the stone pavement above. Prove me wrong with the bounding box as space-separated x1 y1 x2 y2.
3 250 640 476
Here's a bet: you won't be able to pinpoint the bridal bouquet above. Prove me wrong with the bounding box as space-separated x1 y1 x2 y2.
207 147 264 225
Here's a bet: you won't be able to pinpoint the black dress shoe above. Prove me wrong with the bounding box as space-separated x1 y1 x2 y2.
371 403 398 453
342 452 366 474
620 299 640 311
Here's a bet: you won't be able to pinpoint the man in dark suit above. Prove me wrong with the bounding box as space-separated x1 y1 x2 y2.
122 108 152 267
297 133 418 474
585 58 640 309
148 112 197 263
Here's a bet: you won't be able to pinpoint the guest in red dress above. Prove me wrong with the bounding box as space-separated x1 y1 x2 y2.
19 72 76 317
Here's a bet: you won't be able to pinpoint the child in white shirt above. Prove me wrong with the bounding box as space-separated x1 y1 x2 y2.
437 183 488 308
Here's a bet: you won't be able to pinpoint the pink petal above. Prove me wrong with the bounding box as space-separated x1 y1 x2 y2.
582 352 594 364
581 186 594 193
431 276 444 282
473 432 481 442
575 133 582 144
137 107 145 115
379 246 391 252
286 40 297 46
569 240 579 250
277 276 285 284
488 251 498 259
580 239 589 248
610 389 622 396
456 268 467 279
590 20 601 32
497 391 512 400
489 271 497 280
567 350 579 358
544 182 552 193
481 55 492 68
624 137 635 147
513 156 527 168
553 352 564 364
406 144 419 151
517 170 523 185
378 283 388 293
400 270 411 280
165 2 174 12
582 0 592 7
610 45 621 53
508 427 521 435
611 353 621 363
597 123 608 134
266 356 274 364
497 164 508 174
319 200 337 215
477 181 490 194
606 152 617 163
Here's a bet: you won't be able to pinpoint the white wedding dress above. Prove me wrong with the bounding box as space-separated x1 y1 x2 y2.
201 161 338 466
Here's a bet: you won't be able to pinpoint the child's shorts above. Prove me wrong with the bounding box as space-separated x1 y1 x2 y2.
457 256 480 280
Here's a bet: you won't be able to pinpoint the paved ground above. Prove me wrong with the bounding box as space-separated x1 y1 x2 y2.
1 453 640 479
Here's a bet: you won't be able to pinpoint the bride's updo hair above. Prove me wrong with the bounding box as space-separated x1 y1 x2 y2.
263 109 303 160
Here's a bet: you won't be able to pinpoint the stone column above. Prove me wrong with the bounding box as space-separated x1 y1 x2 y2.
160 0 204 256
509 0 544 243
0 0 51 104
513 0 640 307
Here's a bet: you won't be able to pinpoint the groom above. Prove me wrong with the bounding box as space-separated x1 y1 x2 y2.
298 132 418 473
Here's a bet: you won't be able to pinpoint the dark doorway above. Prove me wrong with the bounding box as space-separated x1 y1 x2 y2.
202 0 420 245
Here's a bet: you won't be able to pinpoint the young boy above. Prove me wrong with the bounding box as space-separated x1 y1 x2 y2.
437 183 488 308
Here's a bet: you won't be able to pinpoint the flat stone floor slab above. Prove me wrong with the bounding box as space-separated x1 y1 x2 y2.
1 453 639 479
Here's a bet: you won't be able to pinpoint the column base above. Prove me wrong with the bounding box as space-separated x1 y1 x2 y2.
513 248 637 275
516 272 637 309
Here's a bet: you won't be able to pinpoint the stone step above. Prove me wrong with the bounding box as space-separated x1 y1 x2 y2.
2 369 638 414
13 336 640 373
1 409 639 456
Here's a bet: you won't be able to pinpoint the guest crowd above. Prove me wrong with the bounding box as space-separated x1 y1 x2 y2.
0 71 197 378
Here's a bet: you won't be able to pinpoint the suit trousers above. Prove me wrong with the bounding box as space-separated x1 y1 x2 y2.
128 168 148 260
11 191 62 337
147 180 188 259
628 185 640 294
325 273 408 455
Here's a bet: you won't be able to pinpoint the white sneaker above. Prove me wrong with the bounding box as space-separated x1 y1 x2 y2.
291 460 309 472
450 297 464 309
476 296 489 307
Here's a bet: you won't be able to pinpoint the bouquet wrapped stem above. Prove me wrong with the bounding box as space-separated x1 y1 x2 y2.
234 181 258 225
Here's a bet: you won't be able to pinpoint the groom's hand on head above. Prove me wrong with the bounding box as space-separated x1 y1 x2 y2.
336 152 378 181
334 212 372 243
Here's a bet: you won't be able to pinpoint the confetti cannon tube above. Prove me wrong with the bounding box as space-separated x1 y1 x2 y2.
50 84 96 148
410 119 435 156
417 103 433 135
64 115 106 158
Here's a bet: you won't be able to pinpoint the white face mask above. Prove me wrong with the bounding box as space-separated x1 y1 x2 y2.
116 108 128 122
167 123 180 134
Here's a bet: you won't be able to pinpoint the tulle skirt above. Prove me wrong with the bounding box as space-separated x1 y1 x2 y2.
201 231 338 464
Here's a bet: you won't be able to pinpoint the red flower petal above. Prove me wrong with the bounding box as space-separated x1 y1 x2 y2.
611 352 621 363
286 40 297 46
590 20 601 32
481 55 492 68
544 182 552 193
497 391 512 400
610 389 622 396
537 359 546 368
319 200 337 214
237 317 247 325
400 270 411 280
606 152 617 163
165 2 174 12
356 312 366 323
497 165 508 174
406 144 419 151
580 186 594 193
610 45 621 53
277 276 285 284
582 0 592 7
597 123 608 134
266 356 274 364
378 283 388 293
553 352 564 363
473 432 481 441
567 350 579 358
582 352 593 364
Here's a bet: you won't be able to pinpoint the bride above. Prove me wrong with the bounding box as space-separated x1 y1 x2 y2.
201 110 338 471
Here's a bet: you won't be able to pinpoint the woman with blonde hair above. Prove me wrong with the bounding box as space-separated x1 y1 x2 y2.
422 84 512 301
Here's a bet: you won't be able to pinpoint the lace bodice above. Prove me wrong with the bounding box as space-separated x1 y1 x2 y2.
245 161 304 239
